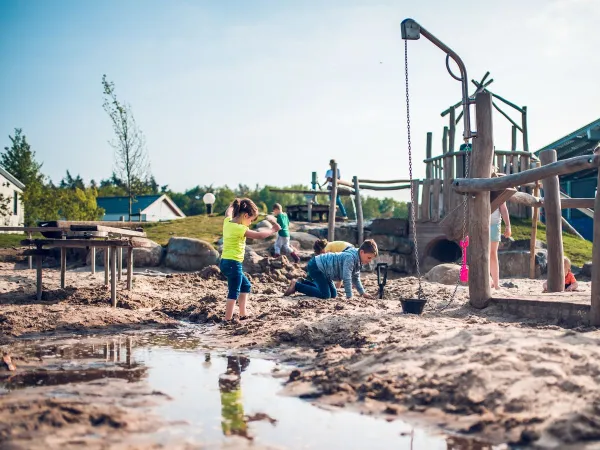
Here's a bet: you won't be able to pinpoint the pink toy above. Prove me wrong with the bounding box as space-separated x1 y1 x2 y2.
459 236 469 282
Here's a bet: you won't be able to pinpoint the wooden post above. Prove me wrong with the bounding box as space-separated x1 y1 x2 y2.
28 232 32 269
328 160 338 241
127 247 133 290
529 180 540 279
353 176 364 244
91 247 96 274
104 248 109 285
411 180 420 221
432 179 441 222
425 132 433 179
422 180 431 221
511 125 517 151
591 164 600 326
540 149 564 292
443 152 453 216
110 246 117 307
36 254 42 301
468 92 495 309
60 248 66 289
521 106 529 153
442 126 448 154
449 108 456 153
118 247 123 281
307 198 312 223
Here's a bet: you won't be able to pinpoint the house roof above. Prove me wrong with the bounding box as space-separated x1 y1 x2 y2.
0 166 25 190
534 118 600 181
97 194 187 218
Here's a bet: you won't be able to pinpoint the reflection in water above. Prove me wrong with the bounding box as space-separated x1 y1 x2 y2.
218 355 251 440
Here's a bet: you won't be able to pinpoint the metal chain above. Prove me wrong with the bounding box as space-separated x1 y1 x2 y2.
405 40 423 300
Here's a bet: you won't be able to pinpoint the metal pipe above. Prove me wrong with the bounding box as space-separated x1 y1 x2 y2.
401 18 474 141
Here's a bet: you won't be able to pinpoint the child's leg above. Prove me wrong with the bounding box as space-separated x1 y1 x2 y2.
336 195 348 217
295 260 333 298
490 241 500 289
273 236 283 257
220 260 244 321
328 280 338 298
282 237 300 263
238 273 252 317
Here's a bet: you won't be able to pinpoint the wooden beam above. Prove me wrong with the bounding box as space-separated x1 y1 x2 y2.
54 220 144 230
490 188 517 213
70 225 146 237
530 182 540 279
559 198 595 210
591 165 600 326
110 247 117 307
105 248 109 286
522 106 529 153
561 217 585 240
422 180 431 221
353 176 364 244
91 247 96 274
328 160 338 241
0 227 64 233
507 191 542 207
118 247 123 281
20 239 140 248
425 132 433 179
540 150 564 293
268 189 353 197
359 183 412 191
469 92 494 309
28 231 32 269
127 247 134 291
511 125 518 151
449 108 456 153
36 255 43 301
453 154 600 193
432 179 441 222
60 247 66 289
358 179 413 184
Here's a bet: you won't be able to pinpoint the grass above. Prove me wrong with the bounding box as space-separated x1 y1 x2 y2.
0 233 25 248
510 218 593 267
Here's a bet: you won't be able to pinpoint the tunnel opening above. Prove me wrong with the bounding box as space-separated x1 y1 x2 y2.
428 238 462 263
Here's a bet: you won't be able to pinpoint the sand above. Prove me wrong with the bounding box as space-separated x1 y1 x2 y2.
1 257 600 448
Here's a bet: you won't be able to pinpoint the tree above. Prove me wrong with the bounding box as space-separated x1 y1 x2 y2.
102 74 151 220
1 128 44 187
60 170 85 190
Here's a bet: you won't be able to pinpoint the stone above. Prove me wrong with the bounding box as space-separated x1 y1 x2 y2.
333 225 358 245
88 240 164 268
425 264 463 285
368 218 409 237
256 220 273 229
364 251 413 274
165 237 219 271
581 261 592 278
307 227 328 239
289 232 319 250
370 234 413 254
421 256 442 273
498 250 546 278
500 238 546 252
243 248 264 275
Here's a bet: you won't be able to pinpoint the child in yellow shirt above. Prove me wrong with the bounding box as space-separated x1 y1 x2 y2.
221 198 280 321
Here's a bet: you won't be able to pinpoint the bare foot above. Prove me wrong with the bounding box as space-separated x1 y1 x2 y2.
284 279 297 296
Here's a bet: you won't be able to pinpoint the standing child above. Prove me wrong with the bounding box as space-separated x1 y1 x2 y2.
272 203 300 263
284 240 378 299
221 198 281 322
543 257 578 292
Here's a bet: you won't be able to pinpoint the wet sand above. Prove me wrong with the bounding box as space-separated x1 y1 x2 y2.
1 259 599 448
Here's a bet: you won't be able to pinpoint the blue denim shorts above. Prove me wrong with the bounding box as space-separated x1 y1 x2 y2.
220 259 251 300
490 222 501 242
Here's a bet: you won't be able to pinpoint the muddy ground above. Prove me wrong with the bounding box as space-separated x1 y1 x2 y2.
1 256 600 449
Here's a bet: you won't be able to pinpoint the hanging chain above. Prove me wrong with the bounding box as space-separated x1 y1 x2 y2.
405 40 423 300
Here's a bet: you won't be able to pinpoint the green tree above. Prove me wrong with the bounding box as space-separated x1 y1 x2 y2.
58 187 104 220
60 170 85 190
102 74 151 220
0 128 44 186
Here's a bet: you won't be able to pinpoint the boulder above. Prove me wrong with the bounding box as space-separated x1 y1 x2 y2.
289 232 319 250
368 218 409 237
498 250 546 278
499 238 546 252
243 248 264 274
333 225 359 245
88 240 163 268
364 251 413 274
307 227 328 239
370 234 413 254
256 220 273 229
425 264 463 285
421 256 442 273
165 237 219 271
581 261 592 278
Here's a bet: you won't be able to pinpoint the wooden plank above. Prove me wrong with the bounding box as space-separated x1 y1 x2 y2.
118 247 123 281
21 249 53 257
105 248 109 285
127 247 134 290
540 150 564 293
110 247 117 307
411 180 420 222
36 255 42 301
468 92 494 309
452 154 600 193
449 108 456 153
591 165 600 326
0 227 64 233
70 225 146 238
511 125 517 151
442 126 448 154
353 176 364 244
507 191 542 207
91 247 96 274
28 232 32 269
268 189 352 197
421 180 431 221
496 154 505 175
60 247 66 289
358 179 413 184
425 132 433 179
530 182 540 279
432 179 441 222
20 239 137 248
443 154 453 215
359 184 412 191
520 154 530 218
522 106 529 153
328 160 338 241
490 188 517 213
55 220 144 230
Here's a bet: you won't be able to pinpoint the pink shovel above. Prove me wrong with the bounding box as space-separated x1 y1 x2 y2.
459 236 469 282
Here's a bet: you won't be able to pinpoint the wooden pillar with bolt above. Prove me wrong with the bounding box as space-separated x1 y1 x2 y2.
468 92 495 309
328 160 338 241
539 149 564 292
353 176 364 244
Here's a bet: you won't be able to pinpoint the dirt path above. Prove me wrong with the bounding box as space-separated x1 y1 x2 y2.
1 260 599 448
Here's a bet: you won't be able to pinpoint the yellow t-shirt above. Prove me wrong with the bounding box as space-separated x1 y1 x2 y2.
324 241 353 253
222 218 248 262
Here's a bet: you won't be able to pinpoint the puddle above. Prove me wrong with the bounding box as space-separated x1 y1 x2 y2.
0 328 502 449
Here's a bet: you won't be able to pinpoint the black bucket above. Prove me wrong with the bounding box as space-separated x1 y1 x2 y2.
400 298 427 315
38 221 62 239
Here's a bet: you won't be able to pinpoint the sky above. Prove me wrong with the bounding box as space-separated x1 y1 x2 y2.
0 0 598 202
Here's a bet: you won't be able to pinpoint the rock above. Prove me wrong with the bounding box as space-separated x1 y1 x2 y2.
289 232 319 250
88 240 164 268
243 248 264 275
165 237 219 271
581 262 592 278
500 238 546 252
334 225 359 245
307 227 328 239
368 218 409 237
370 235 412 254
421 256 442 273
364 251 413 274
256 220 273 229
425 264 463 285
498 250 546 278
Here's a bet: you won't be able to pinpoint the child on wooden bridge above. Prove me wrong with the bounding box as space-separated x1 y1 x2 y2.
221 198 281 322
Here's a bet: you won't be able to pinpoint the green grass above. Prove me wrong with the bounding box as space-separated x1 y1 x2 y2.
0 233 25 248
143 215 226 246
510 218 593 267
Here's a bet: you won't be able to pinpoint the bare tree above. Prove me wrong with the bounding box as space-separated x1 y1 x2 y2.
102 74 150 220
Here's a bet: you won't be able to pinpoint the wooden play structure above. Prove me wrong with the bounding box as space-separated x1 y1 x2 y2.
0 221 148 307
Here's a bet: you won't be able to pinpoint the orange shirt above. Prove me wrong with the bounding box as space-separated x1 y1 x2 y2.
565 271 576 286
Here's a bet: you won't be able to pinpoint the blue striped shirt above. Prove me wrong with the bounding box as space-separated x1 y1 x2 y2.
315 248 365 298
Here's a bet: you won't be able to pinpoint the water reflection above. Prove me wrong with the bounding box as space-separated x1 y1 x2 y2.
219 355 252 440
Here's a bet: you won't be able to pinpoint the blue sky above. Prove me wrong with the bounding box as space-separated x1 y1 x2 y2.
1 0 598 200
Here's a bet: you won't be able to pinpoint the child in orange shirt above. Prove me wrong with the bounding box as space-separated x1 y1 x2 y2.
543 257 578 292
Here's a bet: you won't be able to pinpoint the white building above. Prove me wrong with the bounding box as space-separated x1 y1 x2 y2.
0 166 25 231
96 194 186 222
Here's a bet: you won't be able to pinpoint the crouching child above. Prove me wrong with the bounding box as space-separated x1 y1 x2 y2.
285 239 378 299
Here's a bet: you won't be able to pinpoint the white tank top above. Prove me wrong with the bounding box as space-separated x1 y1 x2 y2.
491 209 501 225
